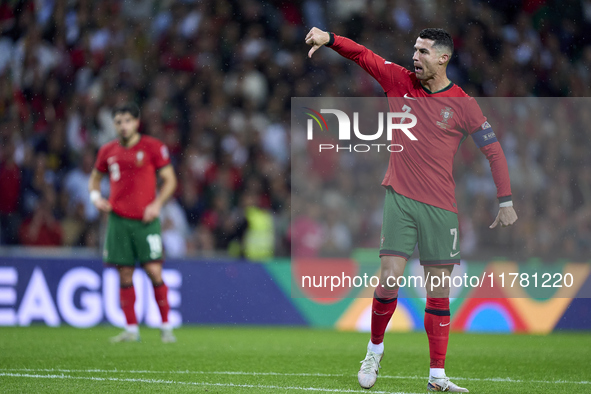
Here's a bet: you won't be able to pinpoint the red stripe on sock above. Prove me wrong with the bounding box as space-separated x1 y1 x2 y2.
154 283 170 323
120 286 137 325
371 297 397 345
425 297 450 368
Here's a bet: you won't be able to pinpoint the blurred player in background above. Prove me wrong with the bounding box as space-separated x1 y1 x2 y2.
88 103 178 343
306 28 518 392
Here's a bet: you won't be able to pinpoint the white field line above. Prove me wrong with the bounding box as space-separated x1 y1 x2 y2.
0 372 420 394
1 368 589 386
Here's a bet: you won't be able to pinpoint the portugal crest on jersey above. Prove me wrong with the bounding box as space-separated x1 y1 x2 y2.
440 107 453 123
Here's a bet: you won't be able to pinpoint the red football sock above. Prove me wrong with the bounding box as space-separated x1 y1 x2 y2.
153 283 170 324
371 288 399 345
424 297 450 368
120 286 137 325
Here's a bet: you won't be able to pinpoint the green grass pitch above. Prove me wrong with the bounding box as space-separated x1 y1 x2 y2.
0 326 589 393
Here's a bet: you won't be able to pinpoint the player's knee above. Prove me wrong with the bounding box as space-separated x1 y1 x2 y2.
379 256 406 286
143 262 162 282
118 269 134 285
380 268 400 288
146 270 163 285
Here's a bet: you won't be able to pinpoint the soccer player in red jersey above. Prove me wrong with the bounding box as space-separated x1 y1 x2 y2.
306 28 518 392
88 103 178 343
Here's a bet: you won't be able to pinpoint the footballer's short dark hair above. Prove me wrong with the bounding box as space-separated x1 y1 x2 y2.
418 28 454 56
112 102 140 119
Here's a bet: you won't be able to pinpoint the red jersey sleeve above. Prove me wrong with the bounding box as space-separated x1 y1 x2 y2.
150 138 171 169
463 99 512 201
327 34 411 92
480 142 512 201
94 146 109 173
460 97 487 135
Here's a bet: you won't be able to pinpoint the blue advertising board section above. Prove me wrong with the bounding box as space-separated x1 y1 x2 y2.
2 256 590 332
0 257 306 327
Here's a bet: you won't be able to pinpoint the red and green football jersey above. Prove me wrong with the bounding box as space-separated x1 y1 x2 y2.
95 135 171 220
328 34 512 213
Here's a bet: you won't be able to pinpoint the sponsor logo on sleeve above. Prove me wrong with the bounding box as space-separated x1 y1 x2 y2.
482 131 496 141
480 121 496 141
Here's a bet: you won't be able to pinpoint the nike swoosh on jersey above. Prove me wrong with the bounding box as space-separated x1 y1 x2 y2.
450 251 460 257
439 322 451 327
403 93 417 100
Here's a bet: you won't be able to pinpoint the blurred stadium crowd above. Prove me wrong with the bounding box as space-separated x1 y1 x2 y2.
0 0 590 260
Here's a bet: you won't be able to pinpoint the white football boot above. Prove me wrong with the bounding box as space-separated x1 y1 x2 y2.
109 330 140 343
161 328 176 343
427 375 469 392
358 348 383 389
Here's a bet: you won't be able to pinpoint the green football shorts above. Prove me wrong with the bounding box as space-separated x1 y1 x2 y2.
379 188 460 265
103 212 163 266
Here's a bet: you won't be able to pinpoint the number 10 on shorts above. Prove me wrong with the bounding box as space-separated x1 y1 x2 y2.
147 234 163 259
